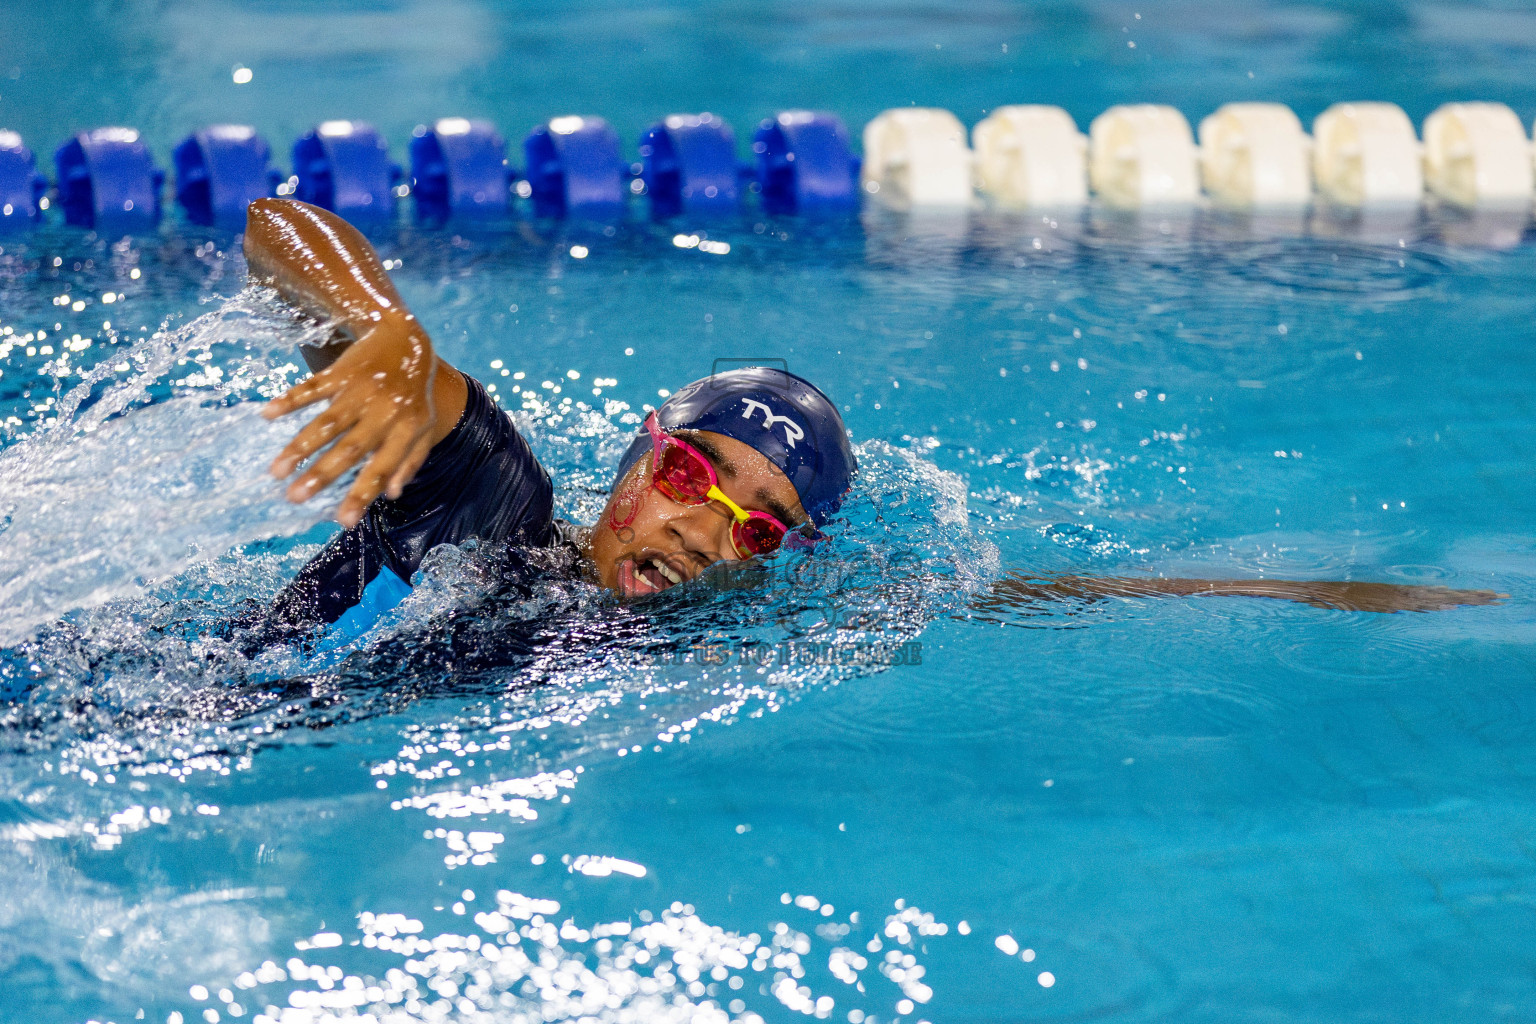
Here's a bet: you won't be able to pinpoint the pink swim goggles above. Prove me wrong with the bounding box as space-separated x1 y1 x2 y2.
644 412 792 558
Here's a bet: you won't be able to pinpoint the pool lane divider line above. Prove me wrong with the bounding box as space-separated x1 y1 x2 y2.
0 101 1533 232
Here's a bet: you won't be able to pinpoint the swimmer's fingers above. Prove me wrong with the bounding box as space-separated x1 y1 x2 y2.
261 368 343 420
1375 585 1506 612
268 393 364 480
338 417 434 527
286 412 395 514
1296 583 1507 612
383 427 437 501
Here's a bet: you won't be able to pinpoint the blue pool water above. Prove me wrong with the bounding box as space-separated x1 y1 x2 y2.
3 2 1536 1022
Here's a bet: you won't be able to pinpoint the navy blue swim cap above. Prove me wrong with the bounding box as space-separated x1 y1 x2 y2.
613 367 856 526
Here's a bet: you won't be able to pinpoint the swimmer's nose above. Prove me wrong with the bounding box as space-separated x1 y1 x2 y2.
663 502 737 568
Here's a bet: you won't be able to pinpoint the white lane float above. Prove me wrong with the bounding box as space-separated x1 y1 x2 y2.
1198 102 1311 207
860 107 973 206
972 105 1087 207
1311 102 1422 205
1088 104 1199 207
1422 102 1534 207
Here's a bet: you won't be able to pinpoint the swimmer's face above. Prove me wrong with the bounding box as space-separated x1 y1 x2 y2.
589 429 807 597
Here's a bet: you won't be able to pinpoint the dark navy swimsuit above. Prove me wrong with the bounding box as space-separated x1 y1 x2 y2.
265 375 565 636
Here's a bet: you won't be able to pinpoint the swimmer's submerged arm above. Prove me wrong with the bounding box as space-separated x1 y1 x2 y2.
977 573 1506 614
245 198 468 528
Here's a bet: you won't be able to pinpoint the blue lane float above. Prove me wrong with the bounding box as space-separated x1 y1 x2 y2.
54 127 164 229
172 125 278 227
409 117 510 222
523 116 625 219
292 121 398 222
0 131 45 228
753 111 860 214
638 113 739 218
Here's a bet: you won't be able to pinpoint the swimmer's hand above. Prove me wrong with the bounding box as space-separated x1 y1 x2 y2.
980 573 1507 614
246 199 468 528
262 314 463 527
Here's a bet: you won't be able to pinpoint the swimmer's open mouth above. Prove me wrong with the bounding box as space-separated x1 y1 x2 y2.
620 555 687 597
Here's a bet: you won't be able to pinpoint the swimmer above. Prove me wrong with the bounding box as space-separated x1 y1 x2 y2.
245 198 1502 630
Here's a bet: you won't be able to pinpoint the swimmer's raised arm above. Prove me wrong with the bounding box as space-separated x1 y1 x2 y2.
977 573 1505 614
245 198 468 528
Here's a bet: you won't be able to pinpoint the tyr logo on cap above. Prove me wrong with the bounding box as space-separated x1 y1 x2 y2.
740 398 805 449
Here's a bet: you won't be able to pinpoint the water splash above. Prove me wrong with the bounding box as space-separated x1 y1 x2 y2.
0 289 330 646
